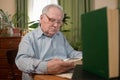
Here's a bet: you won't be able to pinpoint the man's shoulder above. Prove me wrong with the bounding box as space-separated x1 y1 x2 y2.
22 28 39 40
56 31 64 36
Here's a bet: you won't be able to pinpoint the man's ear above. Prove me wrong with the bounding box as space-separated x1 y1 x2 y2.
40 15 43 20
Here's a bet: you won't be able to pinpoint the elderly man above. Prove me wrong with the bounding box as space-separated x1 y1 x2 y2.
15 4 82 80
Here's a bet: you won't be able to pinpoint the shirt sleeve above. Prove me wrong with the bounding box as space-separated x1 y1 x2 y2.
15 34 48 74
63 36 83 59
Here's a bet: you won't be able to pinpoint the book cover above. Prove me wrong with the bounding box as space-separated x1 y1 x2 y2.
81 7 119 79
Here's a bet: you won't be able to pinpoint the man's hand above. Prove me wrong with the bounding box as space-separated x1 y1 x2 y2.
47 58 74 74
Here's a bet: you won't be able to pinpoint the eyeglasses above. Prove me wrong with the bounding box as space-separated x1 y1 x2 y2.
45 14 63 25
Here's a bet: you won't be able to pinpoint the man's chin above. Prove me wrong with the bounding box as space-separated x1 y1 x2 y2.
46 33 55 37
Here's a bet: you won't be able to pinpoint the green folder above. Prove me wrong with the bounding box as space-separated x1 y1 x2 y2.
81 7 119 79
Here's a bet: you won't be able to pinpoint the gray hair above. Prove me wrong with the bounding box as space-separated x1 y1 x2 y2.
42 4 64 17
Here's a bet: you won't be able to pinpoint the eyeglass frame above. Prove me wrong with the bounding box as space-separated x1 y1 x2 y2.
44 14 63 25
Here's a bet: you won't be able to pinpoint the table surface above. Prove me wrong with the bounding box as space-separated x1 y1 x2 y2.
33 74 70 80
33 65 120 80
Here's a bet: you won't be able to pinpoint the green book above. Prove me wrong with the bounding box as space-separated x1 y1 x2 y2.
81 7 119 79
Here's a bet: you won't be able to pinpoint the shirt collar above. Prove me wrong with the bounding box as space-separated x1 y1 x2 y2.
36 26 44 39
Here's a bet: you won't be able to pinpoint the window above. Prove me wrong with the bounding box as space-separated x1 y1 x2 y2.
28 0 58 22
